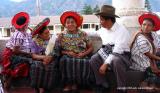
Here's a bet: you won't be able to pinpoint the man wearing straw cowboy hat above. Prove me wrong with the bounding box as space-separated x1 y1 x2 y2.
89 5 131 92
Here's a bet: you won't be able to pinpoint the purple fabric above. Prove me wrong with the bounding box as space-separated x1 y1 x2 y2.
6 30 33 53
31 41 46 54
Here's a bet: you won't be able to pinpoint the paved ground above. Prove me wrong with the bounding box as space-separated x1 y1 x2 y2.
3 87 94 93
3 87 141 93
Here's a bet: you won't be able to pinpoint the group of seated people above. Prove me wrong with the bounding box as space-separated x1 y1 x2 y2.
1 4 160 93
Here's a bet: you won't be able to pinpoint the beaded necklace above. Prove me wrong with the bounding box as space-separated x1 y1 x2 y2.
64 30 80 38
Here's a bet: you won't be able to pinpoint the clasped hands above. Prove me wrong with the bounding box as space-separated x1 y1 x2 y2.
63 51 86 58
32 54 53 65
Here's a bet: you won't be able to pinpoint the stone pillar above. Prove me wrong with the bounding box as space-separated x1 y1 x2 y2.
0 28 2 38
112 0 146 32
1 27 5 37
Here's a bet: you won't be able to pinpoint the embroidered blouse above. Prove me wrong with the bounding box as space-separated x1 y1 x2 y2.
32 35 49 54
60 30 90 54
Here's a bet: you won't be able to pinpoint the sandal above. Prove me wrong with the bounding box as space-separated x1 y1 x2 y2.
3 76 12 90
62 90 72 93
39 88 45 93
62 85 72 93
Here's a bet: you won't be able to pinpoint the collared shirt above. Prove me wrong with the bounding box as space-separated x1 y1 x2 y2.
97 22 131 64
6 30 33 53
130 32 160 71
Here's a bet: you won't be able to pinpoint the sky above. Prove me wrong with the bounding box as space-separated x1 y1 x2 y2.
10 0 26 2
8 0 160 12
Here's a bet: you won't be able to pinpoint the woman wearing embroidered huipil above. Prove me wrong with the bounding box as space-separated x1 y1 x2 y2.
130 12 160 90
2 12 33 89
57 11 94 93
31 18 50 55
29 18 57 93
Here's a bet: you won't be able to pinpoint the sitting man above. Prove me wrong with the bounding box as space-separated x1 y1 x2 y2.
89 5 131 92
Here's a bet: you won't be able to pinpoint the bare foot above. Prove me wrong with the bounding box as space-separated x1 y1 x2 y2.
72 84 77 90
39 88 45 93
63 85 72 91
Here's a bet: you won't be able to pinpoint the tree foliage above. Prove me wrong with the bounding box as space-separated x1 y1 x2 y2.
93 5 100 14
81 4 93 15
145 0 152 12
81 4 100 15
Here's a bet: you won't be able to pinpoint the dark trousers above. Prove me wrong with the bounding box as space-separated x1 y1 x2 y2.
89 52 130 87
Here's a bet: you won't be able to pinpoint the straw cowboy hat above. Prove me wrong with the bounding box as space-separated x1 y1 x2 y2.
95 5 119 18
32 18 50 36
12 12 29 29
60 11 83 28
139 12 160 31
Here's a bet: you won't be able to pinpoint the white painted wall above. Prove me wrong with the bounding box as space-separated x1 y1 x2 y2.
112 0 145 15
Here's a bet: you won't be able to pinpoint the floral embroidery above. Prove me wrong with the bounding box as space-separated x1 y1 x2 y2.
61 30 89 53
33 35 48 49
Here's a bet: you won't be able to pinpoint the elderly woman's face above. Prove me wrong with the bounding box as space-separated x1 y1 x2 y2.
39 28 50 40
65 17 77 32
141 19 154 33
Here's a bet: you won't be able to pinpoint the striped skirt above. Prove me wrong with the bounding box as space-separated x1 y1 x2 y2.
59 55 95 86
30 60 60 89
145 62 160 85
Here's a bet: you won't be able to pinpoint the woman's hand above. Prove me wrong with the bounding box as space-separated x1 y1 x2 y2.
67 51 86 58
43 56 53 65
151 66 160 73
150 62 160 76
31 54 37 60
76 52 86 58
67 51 78 58
145 52 160 61
62 51 77 57
32 54 47 61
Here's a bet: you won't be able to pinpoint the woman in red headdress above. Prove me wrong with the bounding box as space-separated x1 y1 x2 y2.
2 12 33 89
29 18 59 93
55 11 93 93
130 12 160 92
53 11 94 93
